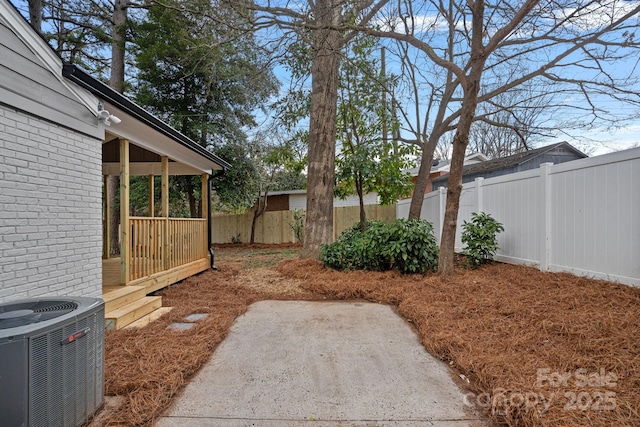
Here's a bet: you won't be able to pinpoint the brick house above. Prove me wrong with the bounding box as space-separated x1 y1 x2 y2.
0 0 230 328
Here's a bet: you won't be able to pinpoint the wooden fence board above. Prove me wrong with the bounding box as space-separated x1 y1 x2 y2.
212 204 396 244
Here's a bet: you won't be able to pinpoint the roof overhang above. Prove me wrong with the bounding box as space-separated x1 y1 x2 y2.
62 65 231 174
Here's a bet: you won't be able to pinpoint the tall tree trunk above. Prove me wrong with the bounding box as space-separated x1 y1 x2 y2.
185 178 198 218
302 0 342 258
109 0 127 93
108 175 120 256
250 206 258 244
250 193 268 244
408 137 438 219
438 0 486 275
106 0 127 256
28 0 42 34
357 173 366 232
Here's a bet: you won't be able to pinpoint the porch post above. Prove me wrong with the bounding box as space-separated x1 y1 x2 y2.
161 156 169 270
148 174 155 217
103 175 111 259
120 138 130 285
201 173 208 257
201 173 208 219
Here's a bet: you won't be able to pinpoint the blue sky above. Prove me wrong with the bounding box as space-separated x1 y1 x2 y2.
262 0 640 157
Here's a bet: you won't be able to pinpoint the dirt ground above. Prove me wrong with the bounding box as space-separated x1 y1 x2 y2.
93 244 640 427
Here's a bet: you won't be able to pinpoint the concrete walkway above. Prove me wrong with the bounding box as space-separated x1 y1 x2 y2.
155 301 490 427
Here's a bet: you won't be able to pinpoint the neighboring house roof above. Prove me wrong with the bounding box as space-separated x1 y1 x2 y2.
431 142 587 188
63 65 231 173
406 152 490 176
267 189 308 196
263 190 380 211
454 142 585 176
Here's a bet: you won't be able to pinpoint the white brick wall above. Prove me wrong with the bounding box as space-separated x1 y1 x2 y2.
0 106 102 302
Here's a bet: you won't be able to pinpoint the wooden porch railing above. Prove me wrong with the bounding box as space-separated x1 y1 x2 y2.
130 217 207 281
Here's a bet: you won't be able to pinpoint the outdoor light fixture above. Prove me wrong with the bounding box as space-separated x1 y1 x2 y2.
97 103 121 126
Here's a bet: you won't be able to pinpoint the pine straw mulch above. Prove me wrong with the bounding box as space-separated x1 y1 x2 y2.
277 258 640 427
97 265 261 426
93 245 640 427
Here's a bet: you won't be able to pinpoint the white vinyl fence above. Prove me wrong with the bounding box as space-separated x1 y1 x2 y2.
398 147 640 287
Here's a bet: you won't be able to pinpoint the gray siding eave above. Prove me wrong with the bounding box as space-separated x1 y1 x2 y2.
0 1 101 139
0 88 102 140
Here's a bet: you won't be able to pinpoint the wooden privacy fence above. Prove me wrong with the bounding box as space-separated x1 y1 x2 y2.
130 217 207 280
212 204 397 244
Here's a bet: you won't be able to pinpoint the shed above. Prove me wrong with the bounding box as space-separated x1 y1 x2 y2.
264 190 379 212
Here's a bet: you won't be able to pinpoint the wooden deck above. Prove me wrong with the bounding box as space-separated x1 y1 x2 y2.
102 256 209 329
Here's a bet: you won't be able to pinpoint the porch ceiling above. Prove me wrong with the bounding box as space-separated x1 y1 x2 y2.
102 135 207 176
103 101 221 175
62 65 231 175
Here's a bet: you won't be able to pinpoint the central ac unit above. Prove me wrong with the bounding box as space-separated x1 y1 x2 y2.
0 296 105 427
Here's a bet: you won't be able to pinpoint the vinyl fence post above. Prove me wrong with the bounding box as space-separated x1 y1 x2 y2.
475 177 484 213
540 163 553 271
438 186 446 244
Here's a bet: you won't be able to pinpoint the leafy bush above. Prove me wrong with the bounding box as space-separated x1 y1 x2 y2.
461 212 505 268
383 219 439 274
320 219 438 274
320 220 389 271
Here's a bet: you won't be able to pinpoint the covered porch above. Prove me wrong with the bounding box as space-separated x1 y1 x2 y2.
63 65 230 330
101 137 215 329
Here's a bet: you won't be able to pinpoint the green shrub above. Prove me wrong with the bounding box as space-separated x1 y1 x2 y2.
384 219 439 274
320 219 438 274
320 220 390 271
461 212 504 268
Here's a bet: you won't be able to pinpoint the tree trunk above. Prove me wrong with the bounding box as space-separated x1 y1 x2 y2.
438 108 485 274
105 0 127 257
408 136 439 219
250 194 268 244
302 0 342 258
28 0 42 34
438 0 486 275
250 208 258 244
185 177 198 218
108 176 120 256
357 174 366 232
109 0 127 93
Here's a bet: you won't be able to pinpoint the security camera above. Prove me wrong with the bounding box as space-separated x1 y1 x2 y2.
98 110 110 120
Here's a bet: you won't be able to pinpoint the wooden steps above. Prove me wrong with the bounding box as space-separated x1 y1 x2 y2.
103 285 164 330
103 285 147 313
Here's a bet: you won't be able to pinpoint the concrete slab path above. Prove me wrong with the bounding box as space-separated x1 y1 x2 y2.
155 301 491 427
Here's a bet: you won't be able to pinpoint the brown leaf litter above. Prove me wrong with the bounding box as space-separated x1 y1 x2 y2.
92 245 640 427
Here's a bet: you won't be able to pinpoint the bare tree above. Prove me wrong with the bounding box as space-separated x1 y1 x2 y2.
359 0 640 273
463 87 555 158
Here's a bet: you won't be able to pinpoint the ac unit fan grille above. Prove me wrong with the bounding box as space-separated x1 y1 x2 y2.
0 300 78 330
